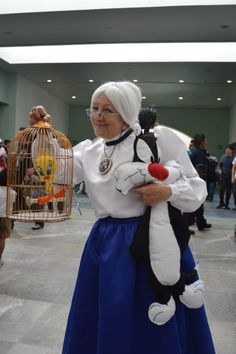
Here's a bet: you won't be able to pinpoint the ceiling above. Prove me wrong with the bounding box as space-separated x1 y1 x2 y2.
1 4 236 108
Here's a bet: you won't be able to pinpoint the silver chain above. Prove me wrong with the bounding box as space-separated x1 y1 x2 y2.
103 143 117 158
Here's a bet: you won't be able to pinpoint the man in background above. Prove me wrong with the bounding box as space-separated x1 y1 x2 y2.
185 134 212 231
216 145 234 209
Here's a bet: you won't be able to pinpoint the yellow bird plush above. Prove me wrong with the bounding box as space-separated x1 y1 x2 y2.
34 149 58 193
34 149 65 205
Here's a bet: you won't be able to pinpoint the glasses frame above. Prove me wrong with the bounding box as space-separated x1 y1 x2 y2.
85 108 120 118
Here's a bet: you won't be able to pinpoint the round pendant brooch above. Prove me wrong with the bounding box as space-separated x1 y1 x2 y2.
99 158 112 175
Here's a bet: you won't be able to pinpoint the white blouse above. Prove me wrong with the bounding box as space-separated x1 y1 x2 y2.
73 126 207 219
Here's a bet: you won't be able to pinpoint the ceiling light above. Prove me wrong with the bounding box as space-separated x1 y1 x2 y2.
133 79 138 83
2 42 236 64
142 96 146 99
1 1 235 14
89 79 94 83
178 96 184 100
179 79 184 83
47 79 53 83
72 96 77 99
227 80 232 83
217 97 222 101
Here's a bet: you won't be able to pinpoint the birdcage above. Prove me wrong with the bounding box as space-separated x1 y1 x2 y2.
6 121 73 222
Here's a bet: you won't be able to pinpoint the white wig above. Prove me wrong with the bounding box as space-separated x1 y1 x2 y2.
91 81 142 136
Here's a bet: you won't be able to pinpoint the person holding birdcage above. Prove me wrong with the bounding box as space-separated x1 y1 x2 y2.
27 81 215 354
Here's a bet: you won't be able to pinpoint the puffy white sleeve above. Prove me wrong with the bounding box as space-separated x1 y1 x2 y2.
73 139 92 185
154 126 207 212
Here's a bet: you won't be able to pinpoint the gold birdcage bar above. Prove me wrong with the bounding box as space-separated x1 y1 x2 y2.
6 122 73 222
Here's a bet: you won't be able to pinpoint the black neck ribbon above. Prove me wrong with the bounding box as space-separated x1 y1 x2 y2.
105 129 133 146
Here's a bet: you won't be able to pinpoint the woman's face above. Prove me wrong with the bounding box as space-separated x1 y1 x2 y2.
90 94 127 139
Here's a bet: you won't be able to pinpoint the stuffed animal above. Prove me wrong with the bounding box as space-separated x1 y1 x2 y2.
34 149 65 204
114 132 205 325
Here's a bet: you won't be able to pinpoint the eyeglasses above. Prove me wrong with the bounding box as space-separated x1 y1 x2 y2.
85 108 120 118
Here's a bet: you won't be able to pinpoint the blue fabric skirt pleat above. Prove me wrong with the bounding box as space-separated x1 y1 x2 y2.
62 216 215 354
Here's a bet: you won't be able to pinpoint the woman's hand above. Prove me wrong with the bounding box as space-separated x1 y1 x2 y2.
28 106 52 126
135 183 172 206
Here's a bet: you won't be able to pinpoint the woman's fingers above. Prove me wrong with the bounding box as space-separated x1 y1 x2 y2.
28 106 52 126
135 183 172 206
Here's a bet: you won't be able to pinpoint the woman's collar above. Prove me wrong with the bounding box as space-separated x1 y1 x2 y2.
104 128 133 146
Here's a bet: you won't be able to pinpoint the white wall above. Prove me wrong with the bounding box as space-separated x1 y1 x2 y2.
15 75 69 134
229 104 236 144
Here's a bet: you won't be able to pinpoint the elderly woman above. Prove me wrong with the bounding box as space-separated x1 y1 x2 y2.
29 81 215 354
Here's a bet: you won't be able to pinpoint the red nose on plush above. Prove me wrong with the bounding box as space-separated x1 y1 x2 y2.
148 162 169 181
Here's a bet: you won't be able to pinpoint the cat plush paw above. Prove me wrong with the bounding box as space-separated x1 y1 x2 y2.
148 297 176 325
179 279 205 309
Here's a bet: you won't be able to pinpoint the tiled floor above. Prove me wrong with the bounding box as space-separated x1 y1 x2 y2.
0 193 236 354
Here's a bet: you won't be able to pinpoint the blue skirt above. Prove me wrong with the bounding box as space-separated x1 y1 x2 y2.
62 216 215 354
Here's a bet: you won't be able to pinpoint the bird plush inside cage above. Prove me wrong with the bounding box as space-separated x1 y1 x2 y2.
6 121 73 222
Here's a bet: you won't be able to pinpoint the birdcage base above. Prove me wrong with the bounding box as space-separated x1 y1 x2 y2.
8 197 71 222
8 211 71 222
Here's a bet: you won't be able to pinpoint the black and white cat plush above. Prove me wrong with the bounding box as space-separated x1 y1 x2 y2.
115 132 205 325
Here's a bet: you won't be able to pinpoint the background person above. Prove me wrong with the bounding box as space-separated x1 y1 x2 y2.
216 144 234 209
185 134 212 231
0 138 7 173
22 167 45 230
0 168 13 266
231 153 236 210
206 154 218 202
3 139 11 154
138 106 158 133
